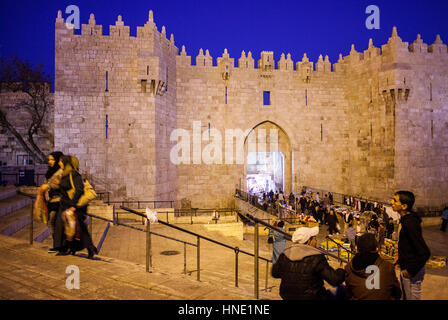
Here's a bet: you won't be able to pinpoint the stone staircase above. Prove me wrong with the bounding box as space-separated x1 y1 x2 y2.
0 187 282 299
1 187 30 236
97 218 282 299
0 187 57 246
0 234 256 300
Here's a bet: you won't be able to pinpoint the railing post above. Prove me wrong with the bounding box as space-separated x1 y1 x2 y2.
337 244 340 260
29 199 34 245
184 242 187 275
265 260 269 292
112 204 116 225
166 211 169 224
89 215 93 238
146 220 152 272
254 222 259 299
235 247 239 287
197 236 200 281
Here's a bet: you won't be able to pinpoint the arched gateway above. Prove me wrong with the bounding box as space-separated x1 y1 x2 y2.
242 121 292 196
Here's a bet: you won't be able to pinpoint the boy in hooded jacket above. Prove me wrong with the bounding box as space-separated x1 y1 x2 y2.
344 233 401 300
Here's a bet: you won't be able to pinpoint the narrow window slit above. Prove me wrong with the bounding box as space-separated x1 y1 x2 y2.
225 87 228 104
141 80 147 93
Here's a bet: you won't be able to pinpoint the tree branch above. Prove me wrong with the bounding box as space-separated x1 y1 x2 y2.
0 109 43 163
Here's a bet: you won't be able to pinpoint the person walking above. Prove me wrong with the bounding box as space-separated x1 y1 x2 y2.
344 233 401 300
386 217 395 239
391 191 431 300
53 155 81 255
42 151 64 252
329 192 334 205
299 195 307 214
270 220 288 264
441 206 448 232
69 156 98 258
327 209 339 235
55 155 97 258
271 226 346 300
345 222 357 252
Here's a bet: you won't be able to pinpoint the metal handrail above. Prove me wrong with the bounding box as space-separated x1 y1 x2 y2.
303 185 390 207
120 206 272 299
120 206 270 262
108 200 175 209
325 235 354 261
0 172 47 187
235 189 315 227
16 191 35 245
244 213 348 264
87 212 196 247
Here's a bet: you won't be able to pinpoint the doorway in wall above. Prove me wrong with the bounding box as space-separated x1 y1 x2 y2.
246 151 284 195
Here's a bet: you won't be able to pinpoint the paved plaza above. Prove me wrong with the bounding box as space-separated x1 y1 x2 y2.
0 213 447 300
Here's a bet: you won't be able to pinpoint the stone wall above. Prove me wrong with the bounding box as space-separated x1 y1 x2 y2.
53 9 448 209
54 11 177 202
392 33 448 207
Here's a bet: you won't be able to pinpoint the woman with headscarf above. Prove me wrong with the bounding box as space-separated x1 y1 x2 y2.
68 156 97 258
40 151 64 252
54 155 97 258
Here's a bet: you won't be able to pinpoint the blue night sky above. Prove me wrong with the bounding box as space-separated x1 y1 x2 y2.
1 0 447 82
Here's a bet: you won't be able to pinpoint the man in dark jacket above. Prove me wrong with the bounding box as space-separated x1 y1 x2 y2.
391 191 431 300
345 233 401 300
271 226 346 300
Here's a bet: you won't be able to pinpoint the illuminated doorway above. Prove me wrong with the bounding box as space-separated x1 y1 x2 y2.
247 152 284 195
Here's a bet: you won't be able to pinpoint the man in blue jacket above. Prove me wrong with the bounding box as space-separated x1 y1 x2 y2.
391 191 431 300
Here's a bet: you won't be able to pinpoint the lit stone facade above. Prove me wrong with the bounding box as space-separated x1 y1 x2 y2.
54 11 448 209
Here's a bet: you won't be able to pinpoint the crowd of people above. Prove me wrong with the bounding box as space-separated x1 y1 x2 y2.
270 190 431 300
247 188 396 247
36 151 97 259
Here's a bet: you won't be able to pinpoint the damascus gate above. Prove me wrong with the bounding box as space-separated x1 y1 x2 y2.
54 10 448 209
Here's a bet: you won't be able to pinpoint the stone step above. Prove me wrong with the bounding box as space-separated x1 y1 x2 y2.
13 218 49 243
0 234 255 300
0 194 31 217
196 267 281 300
0 205 32 235
96 221 281 296
0 186 17 201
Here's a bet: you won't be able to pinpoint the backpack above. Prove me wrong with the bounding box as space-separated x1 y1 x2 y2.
68 172 97 207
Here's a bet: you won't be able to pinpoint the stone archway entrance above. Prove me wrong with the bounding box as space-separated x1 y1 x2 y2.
243 121 292 195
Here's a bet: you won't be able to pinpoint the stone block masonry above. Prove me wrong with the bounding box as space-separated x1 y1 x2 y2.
54 10 448 209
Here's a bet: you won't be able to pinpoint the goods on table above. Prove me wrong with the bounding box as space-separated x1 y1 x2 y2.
320 238 352 259
426 256 447 269
380 238 397 259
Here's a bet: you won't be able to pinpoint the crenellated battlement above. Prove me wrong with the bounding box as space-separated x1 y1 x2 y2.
176 26 448 79
55 9 178 56
55 9 448 77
